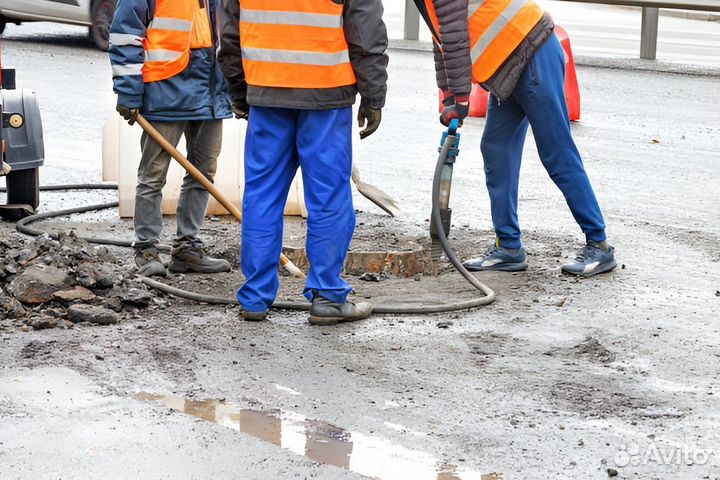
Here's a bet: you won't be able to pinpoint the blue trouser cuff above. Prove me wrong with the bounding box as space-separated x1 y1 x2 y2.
237 292 271 313
303 288 350 304
498 237 522 250
585 230 607 244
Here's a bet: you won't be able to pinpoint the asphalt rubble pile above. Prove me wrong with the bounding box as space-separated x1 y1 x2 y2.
0 230 153 330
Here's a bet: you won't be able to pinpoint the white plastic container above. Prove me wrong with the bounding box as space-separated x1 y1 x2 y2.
102 116 308 218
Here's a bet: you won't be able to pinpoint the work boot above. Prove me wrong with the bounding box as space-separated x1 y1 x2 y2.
308 296 373 326
169 246 231 274
462 242 528 272
562 242 616 277
135 248 167 277
242 309 268 322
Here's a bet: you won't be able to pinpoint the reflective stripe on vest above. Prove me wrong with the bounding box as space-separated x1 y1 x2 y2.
425 0 544 83
469 0 483 18
112 63 144 77
240 9 343 28
109 33 143 47
239 0 356 89
149 17 193 32
241 48 350 67
143 0 214 83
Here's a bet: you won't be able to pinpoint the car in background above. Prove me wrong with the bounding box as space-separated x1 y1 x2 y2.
0 0 116 50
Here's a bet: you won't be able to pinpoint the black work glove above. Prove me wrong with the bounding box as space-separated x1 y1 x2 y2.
439 91 470 127
116 104 139 125
357 104 382 139
232 98 249 121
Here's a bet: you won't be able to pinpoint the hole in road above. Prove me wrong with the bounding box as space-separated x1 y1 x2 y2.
132 392 502 480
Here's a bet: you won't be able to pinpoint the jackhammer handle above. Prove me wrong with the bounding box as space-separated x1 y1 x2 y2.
448 119 459 136
135 114 306 280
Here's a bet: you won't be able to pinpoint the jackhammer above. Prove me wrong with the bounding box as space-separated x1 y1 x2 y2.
429 119 496 304
430 120 460 262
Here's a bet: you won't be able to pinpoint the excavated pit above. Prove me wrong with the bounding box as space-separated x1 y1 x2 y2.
24 208 499 309
281 213 433 277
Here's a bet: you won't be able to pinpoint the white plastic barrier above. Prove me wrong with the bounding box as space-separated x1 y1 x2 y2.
102 116 308 218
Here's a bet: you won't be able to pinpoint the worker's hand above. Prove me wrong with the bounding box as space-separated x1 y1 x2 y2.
439 93 469 127
116 104 139 125
1 160 11 177
358 104 382 140
232 98 249 121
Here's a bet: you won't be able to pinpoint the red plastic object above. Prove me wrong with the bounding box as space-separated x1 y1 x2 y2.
555 25 581 121
437 25 580 121
464 84 490 117
438 84 489 118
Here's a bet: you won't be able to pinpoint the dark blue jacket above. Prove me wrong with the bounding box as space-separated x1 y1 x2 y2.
109 0 232 122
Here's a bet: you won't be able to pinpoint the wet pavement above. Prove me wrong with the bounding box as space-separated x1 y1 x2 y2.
2 22 720 480
132 391 501 480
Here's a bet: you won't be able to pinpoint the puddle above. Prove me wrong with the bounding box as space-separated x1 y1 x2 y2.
132 392 502 480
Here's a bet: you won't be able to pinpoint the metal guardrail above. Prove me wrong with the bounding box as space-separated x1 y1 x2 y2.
402 0 720 60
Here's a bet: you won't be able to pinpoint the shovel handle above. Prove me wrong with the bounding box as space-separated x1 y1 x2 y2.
135 114 306 280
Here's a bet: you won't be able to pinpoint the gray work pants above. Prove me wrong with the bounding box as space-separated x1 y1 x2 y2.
133 120 222 251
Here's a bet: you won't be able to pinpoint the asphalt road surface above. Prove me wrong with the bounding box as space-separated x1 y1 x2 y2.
1 22 719 480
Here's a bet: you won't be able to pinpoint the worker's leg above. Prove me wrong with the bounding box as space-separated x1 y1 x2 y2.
167 119 230 274
481 94 530 250
515 35 607 244
296 107 354 303
174 120 222 249
237 107 299 312
134 120 186 249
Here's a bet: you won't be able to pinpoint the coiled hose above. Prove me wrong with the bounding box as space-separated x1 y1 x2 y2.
3 176 495 314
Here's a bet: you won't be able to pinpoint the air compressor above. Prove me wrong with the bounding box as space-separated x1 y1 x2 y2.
0 52 45 219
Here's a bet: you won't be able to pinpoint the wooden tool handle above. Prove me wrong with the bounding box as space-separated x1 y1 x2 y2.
136 114 306 280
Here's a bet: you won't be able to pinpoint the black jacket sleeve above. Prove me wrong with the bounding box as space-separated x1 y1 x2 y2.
343 0 389 109
416 0 473 98
218 0 247 102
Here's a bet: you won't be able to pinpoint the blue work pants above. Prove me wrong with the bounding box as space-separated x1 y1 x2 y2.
237 107 355 312
482 35 607 249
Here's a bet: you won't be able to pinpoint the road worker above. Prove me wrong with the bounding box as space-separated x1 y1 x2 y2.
109 0 232 277
219 0 388 324
414 0 616 276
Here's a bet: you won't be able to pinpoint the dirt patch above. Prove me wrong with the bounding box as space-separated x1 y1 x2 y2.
549 380 652 419
464 332 511 367
543 336 617 365
570 337 617 364
19 340 60 360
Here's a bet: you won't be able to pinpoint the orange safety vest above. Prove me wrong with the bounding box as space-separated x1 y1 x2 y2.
143 0 214 83
239 0 356 89
424 0 544 84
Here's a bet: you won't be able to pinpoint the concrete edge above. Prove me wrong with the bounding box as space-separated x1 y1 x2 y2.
573 54 720 76
660 9 720 22
388 39 720 77
389 39 434 53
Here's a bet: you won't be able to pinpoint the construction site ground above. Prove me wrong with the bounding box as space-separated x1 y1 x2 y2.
1 22 719 480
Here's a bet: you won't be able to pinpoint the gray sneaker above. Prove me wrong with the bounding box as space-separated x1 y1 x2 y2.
308 295 373 326
562 244 616 277
462 242 528 272
169 247 231 274
135 248 167 277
